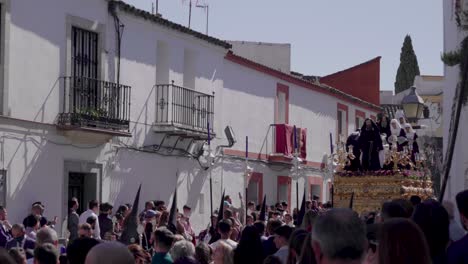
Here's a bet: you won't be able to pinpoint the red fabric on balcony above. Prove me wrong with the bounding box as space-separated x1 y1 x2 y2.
300 128 307 159
275 124 293 157
275 125 307 159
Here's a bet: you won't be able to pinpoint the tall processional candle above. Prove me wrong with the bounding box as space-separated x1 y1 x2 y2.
207 122 211 145
245 136 248 158
294 125 298 153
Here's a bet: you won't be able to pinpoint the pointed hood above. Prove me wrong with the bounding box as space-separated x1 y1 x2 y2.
217 190 225 224
349 192 355 209
259 195 267 222
168 186 178 234
120 184 141 245
296 188 307 226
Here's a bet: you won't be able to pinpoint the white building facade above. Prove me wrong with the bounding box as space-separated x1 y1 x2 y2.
0 0 380 235
443 0 468 204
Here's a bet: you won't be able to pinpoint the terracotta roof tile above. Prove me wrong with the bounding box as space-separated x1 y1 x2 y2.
109 1 232 49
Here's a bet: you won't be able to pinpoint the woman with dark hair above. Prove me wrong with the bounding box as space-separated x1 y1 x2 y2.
128 244 151 264
233 225 264 264
411 200 450 264
378 218 431 264
297 233 316 264
116 205 129 218
287 229 308 264
158 211 169 228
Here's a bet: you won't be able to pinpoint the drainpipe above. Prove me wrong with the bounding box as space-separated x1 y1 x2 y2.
109 3 125 86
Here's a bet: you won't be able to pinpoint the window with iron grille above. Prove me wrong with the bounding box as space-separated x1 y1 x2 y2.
71 27 101 116
72 27 98 79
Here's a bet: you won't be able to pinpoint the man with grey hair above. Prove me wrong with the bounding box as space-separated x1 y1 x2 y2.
36 227 58 247
311 209 367 264
26 227 60 264
170 240 195 262
85 241 134 264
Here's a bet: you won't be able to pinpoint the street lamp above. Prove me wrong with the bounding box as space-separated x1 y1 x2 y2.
401 87 425 123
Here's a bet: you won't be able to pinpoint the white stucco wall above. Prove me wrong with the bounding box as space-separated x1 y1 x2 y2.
228 41 291 73
443 0 468 203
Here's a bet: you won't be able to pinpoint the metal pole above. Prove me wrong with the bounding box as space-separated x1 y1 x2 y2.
188 1 192 28
331 184 334 208
245 187 248 224
296 181 299 211
210 175 213 215
156 0 159 14
206 5 209 35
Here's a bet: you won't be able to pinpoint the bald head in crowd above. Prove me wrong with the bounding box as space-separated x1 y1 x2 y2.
85 242 134 264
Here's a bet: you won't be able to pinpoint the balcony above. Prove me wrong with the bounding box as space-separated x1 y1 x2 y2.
269 124 307 162
57 76 131 135
153 83 214 139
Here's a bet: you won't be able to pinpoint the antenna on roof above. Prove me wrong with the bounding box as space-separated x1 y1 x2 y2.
196 3 209 35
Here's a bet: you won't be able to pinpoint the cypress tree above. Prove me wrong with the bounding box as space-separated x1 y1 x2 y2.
395 35 421 94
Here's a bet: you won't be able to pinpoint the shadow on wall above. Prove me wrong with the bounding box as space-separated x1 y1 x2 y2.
108 148 210 211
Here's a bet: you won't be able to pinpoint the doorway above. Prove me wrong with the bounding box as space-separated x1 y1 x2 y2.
63 161 102 223
68 172 97 215
310 185 321 200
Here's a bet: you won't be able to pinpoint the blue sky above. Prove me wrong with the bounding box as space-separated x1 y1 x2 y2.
125 0 443 91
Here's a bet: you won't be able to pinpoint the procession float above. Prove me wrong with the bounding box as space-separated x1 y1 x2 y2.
331 117 434 214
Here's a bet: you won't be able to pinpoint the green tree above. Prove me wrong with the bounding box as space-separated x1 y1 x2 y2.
395 35 421 94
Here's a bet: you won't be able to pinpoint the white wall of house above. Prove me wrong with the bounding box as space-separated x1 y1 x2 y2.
228 41 291 73
443 0 468 204
0 0 379 235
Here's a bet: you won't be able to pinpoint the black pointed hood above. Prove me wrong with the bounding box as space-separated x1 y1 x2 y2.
297 188 306 226
168 186 178 234
217 190 225 224
259 195 267 222
120 184 141 245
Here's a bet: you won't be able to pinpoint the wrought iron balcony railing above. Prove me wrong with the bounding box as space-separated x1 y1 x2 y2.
58 76 131 131
155 83 214 137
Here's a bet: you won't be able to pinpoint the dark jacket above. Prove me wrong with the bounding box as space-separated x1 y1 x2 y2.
6 236 35 258
0 224 11 247
98 213 113 239
447 234 468 264
23 214 47 227
68 211 80 242
262 236 278 256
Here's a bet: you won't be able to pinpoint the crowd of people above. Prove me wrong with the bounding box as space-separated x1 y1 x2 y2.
1 189 468 264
